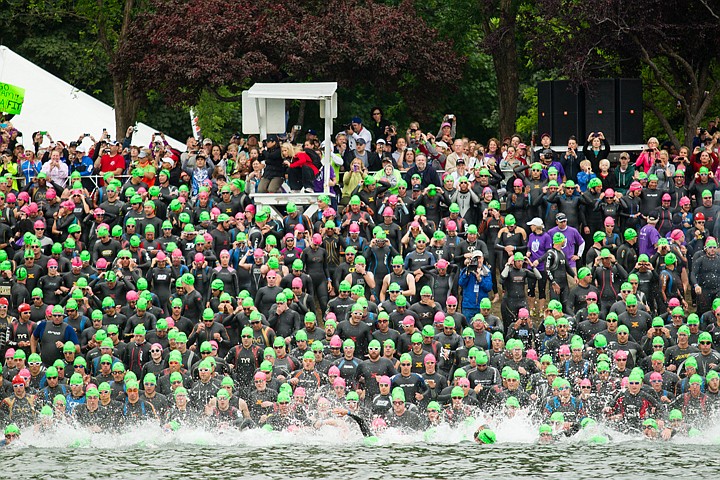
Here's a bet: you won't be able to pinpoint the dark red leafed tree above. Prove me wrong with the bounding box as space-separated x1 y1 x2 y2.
112 0 463 117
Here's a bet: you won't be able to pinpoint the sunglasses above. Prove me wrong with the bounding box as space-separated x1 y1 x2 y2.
392 400 404 405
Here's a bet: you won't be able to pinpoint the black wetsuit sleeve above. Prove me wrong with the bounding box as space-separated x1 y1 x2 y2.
347 411 372 437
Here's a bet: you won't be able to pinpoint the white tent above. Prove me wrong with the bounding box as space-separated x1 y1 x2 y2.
0 46 184 151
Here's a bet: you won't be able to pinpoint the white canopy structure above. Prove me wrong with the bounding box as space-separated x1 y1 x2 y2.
243 82 337 194
0 46 184 151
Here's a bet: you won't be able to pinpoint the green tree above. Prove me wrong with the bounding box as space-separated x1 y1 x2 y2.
0 0 152 140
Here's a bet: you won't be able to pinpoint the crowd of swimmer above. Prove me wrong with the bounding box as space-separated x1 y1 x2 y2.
4 130 720 446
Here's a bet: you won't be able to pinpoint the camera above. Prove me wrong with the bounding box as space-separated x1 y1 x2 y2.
447 114 454 120
467 257 479 273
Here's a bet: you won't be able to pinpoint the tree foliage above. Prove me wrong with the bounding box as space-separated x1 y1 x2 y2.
113 0 463 118
532 0 720 147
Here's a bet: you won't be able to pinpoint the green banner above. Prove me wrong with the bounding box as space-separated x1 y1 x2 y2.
0 82 24 115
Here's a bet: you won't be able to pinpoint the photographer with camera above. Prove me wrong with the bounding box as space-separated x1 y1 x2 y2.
582 131 610 173
436 114 456 143
648 149 675 190
345 116 372 151
369 107 392 146
634 136 661 174
458 250 493 321
690 133 720 174
257 134 285 193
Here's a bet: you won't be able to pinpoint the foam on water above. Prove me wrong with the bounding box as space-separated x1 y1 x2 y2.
9 409 720 451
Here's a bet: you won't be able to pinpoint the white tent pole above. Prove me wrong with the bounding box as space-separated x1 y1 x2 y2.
256 98 266 140
324 97 332 194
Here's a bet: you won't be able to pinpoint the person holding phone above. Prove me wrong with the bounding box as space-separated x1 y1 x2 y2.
582 131 610 173
634 136 661 174
342 158 366 205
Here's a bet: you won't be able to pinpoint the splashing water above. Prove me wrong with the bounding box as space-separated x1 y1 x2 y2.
5 414 720 479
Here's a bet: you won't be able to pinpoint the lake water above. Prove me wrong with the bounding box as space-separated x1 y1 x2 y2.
2 414 717 479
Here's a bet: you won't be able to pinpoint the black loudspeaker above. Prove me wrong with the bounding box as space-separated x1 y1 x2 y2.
551 80 584 143
537 81 553 139
616 78 644 145
584 79 616 144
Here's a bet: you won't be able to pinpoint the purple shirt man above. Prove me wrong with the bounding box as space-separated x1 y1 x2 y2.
548 213 585 268
527 225 553 271
638 220 661 257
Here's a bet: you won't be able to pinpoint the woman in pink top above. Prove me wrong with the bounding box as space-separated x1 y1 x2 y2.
634 137 661 173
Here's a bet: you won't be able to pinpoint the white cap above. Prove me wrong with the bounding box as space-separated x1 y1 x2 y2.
527 218 544 227
436 141 448 149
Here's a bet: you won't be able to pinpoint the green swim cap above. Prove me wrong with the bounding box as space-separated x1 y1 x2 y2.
476 429 497 444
